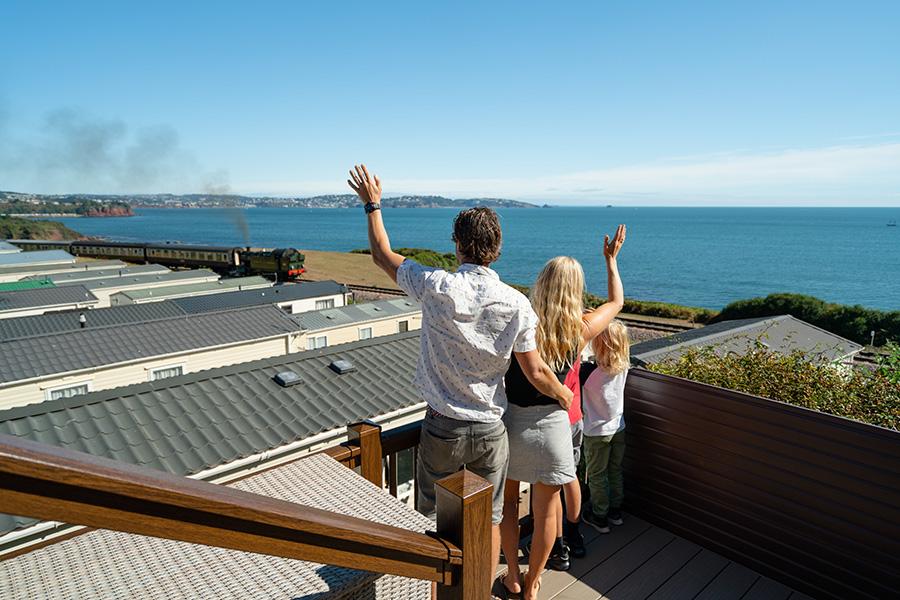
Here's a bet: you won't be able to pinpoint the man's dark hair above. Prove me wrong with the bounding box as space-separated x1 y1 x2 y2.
452 207 502 265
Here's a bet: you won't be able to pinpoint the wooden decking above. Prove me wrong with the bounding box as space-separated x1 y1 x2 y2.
514 513 812 600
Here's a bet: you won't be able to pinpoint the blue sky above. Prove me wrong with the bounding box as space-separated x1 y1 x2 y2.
1 1 898 205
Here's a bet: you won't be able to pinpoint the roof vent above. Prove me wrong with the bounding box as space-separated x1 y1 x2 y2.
273 371 303 387
373 306 383 311
329 360 356 375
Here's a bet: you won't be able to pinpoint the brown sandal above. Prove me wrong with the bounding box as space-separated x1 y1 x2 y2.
493 573 523 600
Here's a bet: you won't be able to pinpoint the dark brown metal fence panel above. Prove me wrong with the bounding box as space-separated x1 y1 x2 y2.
622 369 900 600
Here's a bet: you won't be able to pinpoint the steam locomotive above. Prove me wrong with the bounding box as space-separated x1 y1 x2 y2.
11 240 306 281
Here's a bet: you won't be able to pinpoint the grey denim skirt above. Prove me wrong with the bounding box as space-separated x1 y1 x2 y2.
504 402 576 485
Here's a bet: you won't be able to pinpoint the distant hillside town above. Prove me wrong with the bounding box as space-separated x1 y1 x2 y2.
0 190 537 211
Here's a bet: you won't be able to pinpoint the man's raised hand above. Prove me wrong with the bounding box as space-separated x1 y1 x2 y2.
347 164 382 206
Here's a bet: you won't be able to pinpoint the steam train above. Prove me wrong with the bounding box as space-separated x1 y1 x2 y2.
10 240 306 281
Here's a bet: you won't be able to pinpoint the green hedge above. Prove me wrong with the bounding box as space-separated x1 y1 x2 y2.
715 293 900 345
649 345 900 431
351 247 458 270
0 216 83 240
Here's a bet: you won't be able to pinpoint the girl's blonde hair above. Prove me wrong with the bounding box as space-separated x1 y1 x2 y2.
531 256 585 372
592 319 631 374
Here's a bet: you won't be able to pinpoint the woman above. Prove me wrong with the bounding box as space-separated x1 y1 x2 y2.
498 224 626 600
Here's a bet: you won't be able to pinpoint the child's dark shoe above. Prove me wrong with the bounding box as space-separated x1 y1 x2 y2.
608 507 624 526
583 509 610 534
563 519 586 558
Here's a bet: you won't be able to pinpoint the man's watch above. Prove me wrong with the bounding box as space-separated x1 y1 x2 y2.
364 202 381 214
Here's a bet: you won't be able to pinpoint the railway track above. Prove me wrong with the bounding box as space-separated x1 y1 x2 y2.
617 316 696 334
346 283 407 297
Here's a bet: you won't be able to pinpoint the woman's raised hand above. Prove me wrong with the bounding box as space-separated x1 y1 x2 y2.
603 224 626 261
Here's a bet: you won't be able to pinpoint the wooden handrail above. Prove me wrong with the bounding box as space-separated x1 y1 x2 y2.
0 433 461 584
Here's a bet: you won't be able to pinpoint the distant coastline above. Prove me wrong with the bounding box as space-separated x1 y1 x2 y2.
1 190 538 210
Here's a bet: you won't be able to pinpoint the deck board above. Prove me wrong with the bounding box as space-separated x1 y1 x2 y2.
540 516 651 598
552 527 675 599
646 549 730 600
694 562 760 600
514 512 804 600
601 537 702 600
741 576 793 600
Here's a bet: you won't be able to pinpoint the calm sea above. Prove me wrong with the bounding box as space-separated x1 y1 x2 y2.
55 207 900 311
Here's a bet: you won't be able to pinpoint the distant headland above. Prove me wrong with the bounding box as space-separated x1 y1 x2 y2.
0 190 537 211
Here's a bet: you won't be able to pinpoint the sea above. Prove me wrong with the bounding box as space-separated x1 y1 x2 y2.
54 207 900 311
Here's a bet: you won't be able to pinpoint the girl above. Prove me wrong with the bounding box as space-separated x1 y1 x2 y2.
581 319 631 533
498 225 626 600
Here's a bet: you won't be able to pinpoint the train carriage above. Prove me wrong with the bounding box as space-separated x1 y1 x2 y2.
70 240 147 261
8 240 74 252
145 244 240 271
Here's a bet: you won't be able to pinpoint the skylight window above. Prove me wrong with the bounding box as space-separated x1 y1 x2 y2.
273 371 302 387
329 360 356 375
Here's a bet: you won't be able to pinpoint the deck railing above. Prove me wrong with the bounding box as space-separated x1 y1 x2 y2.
0 424 491 599
624 368 900 600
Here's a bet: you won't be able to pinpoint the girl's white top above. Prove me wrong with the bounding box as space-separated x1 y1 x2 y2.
582 367 628 436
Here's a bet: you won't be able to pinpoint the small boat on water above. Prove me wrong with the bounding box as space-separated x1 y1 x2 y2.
889 220 897 227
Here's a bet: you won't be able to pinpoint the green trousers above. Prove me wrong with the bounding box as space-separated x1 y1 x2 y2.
583 429 626 517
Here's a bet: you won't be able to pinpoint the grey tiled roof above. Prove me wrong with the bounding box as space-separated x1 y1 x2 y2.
292 298 420 331
23 263 170 284
0 301 188 340
63 269 219 290
0 331 422 536
0 305 302 383
0 250 74 266
173 280 349 314
0 285 98 312
0 259 126 277
0 241 20 253
113 276 271 301
631 315 863 365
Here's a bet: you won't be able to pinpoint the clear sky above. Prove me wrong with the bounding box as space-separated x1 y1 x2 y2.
1 1 898 205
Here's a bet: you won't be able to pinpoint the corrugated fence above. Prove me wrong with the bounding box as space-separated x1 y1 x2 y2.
623 368 899 600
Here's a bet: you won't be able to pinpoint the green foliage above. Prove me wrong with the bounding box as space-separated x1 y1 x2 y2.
877 342 900 384
583 291 716 323
0 216 83 240
716 293 900 345
0 198 130 216
351 247 458 269
649 346 900 431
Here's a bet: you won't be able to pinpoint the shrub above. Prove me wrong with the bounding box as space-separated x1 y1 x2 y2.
716 293 900 345
584 293 717 323
877 342 900 385
0 216 83 240
649 346 900 431
351 247 458 270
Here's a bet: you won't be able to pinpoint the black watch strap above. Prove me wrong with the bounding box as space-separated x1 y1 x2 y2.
365 202 381 214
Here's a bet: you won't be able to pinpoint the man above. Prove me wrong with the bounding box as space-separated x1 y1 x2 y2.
348 164 573 584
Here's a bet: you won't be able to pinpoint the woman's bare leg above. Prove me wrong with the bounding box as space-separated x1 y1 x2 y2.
563 478 582 523
500 478 523 594
524 483 562 600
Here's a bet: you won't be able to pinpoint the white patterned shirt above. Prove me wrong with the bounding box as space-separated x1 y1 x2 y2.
397 260 538 423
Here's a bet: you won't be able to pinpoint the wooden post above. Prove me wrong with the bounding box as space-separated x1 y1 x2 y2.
387 452 399 497
348 421 383 488
435 469 492 600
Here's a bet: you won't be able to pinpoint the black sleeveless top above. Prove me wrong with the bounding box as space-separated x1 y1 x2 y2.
505 353 575 407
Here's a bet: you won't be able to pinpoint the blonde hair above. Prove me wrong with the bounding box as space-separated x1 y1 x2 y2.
593 319 630 375
531 256 585 372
